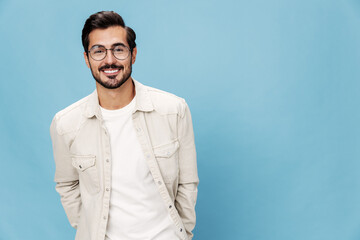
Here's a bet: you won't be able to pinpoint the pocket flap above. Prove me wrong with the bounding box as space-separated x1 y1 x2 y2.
153 140 179 158
71 155 96 171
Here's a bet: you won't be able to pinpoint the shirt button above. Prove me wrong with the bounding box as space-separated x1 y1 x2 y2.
106 188 110 192
106 159 109 163
180 228 183 232
79 165 82 169
169 205 172 209
157 181 162 185
103 216 107 220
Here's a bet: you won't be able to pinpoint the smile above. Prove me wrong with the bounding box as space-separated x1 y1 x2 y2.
103 69 120 74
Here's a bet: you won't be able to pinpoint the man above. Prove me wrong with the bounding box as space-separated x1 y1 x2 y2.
50 11 199 240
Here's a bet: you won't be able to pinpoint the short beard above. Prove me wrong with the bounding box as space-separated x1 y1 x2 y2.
89 60 132 90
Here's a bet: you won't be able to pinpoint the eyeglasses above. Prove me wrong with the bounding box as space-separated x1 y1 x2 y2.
88 45 131 61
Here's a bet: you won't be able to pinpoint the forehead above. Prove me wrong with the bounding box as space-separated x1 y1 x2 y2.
88 26 127 48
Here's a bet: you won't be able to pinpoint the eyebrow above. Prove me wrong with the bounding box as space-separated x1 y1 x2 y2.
90 42 127 49
112 43 127 48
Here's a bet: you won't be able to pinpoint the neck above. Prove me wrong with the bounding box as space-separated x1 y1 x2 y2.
96 78 135 110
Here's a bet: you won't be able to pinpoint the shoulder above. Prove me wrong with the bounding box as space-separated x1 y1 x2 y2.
51 93 92 135
144 84 188 117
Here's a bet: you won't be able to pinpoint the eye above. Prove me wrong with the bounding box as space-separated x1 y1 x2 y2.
91 47 105 54
114 46 125 52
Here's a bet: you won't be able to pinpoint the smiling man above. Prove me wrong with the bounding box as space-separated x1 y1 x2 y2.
50 11 199 240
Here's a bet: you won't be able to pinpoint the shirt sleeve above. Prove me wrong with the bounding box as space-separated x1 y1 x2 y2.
50 116 81 228
175 101 199 238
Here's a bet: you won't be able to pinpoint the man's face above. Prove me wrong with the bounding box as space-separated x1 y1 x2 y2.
84 26 137 89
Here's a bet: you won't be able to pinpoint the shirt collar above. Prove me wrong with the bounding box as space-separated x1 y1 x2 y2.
83 79 154 119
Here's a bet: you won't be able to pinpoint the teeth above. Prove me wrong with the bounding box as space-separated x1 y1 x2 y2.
104 69 119 73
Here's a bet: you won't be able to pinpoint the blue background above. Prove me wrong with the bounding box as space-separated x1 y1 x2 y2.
1 0 360 239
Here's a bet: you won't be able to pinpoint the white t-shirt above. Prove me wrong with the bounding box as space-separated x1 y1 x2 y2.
101 96 178 240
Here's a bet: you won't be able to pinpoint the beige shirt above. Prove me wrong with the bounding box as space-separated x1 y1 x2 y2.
50 80 199 240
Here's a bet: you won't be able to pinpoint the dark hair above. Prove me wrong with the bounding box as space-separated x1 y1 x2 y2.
82 11 136 54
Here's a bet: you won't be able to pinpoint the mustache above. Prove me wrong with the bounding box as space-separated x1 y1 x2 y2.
99 64 124 71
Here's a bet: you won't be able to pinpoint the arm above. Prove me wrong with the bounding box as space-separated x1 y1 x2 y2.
50 117 81 228
175 102 199 239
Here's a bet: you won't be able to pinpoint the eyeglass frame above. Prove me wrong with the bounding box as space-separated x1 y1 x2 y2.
87 43 132 61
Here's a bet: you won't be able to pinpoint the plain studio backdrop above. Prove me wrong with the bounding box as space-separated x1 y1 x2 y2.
1 0 360 239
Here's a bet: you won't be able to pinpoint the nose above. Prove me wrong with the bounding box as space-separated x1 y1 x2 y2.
103 49 117 64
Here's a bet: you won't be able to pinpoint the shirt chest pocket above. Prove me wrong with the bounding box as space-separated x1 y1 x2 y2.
71 155 100 195
153 140 179 183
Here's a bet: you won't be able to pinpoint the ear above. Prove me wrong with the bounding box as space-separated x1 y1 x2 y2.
131 47 137 64
84 52 90 68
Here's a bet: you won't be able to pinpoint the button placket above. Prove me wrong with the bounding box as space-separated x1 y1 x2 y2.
101 123 111 237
